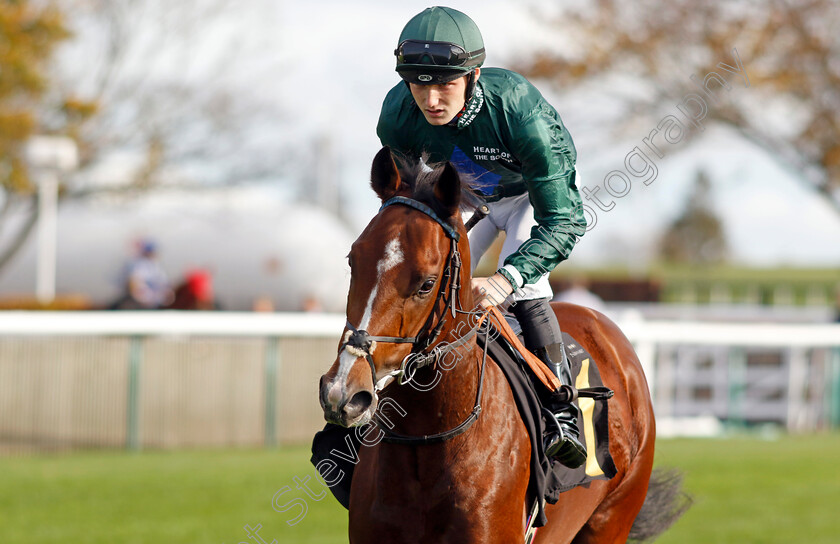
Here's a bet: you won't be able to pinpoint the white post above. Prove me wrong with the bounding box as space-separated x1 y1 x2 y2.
36 171 59 304
24 136 78 306
786 348 808 431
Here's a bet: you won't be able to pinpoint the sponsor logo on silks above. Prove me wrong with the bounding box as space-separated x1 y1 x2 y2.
449 145 501 196
457 84 484 129
418 74 432 82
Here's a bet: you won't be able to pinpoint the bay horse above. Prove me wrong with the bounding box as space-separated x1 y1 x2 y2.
318 147 687 543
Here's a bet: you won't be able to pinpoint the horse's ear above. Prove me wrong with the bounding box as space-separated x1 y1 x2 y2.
370 146 401 202
434 161 461 217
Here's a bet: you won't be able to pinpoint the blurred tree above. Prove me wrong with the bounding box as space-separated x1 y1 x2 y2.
55 0 293 184
0 0 96 269
51 0 297 191
658 169 728 263
0 0 295 274
522 0 840 214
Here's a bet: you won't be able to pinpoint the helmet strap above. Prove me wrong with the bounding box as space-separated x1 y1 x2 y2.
465 70 477 102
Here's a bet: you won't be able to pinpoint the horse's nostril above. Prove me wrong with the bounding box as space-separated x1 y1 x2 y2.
319 375 334 407
343 390 374 419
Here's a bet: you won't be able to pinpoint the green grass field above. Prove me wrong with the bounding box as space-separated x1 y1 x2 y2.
1 433 839 543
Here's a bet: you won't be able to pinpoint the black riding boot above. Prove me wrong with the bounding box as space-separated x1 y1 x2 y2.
511 298 587 469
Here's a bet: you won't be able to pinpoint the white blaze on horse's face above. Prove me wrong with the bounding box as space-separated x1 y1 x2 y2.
361 237 404 330
327 236 404 420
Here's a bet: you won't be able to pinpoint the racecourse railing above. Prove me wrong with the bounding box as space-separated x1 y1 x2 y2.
0 311 838 453
620 317 840 434
0 311 345 454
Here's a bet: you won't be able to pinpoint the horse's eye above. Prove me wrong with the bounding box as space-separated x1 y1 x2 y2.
418 278 436 296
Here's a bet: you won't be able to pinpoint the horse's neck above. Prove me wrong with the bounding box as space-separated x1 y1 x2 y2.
379 257 484 439
371 318 529 506
383 327 483 437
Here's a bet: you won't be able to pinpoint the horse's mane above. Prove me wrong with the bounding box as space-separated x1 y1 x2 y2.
392 152 484 223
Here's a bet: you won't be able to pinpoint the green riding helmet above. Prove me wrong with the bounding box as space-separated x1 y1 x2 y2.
395 6 486 85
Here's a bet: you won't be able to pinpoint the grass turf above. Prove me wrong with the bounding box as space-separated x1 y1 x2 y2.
1 432 838 543
0 447 346 544
654 432 840 544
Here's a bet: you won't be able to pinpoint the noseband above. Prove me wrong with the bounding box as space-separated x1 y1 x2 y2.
341 196 463 390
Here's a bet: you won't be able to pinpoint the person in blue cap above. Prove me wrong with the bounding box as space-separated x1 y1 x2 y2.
110 239 173 310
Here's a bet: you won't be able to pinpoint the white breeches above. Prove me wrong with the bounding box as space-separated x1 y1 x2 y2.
466 192 554 302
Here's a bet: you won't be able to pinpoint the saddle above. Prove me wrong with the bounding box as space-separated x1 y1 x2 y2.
480 308 616 527
310 309 616 528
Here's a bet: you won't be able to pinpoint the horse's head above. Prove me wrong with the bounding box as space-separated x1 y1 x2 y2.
319 146 473 427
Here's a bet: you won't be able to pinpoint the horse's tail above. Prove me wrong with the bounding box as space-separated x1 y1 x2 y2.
628 467 692 542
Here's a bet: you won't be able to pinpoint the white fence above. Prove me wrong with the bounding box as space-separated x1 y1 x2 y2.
620 318 840 434
0 312 345 454
0 311 838 453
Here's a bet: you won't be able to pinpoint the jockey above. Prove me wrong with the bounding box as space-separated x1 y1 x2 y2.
377 6 588 468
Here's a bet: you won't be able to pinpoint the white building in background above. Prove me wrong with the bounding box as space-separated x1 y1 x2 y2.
0 187 354 312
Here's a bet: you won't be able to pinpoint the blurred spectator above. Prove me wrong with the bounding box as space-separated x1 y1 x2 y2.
252 296 275 312
167 269 221 310
109 239 173 310
552 276 606 313
300 294 323 312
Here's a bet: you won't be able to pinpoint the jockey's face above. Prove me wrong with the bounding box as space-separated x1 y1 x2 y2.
409 68 479 126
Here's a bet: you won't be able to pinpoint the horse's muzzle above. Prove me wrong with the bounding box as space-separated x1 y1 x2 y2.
319 373 376 427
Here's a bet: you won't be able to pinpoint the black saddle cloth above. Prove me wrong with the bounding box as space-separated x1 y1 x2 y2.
310 329 616 527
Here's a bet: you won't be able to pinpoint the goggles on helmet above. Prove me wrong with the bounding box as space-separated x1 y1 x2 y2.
395 40 484 67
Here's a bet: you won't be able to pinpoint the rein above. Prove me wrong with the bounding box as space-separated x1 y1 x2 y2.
340 195 490 446
378 321 491 445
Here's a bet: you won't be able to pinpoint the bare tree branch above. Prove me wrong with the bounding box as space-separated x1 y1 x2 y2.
0 196 37 271
0 0 295 275
519 0 840 214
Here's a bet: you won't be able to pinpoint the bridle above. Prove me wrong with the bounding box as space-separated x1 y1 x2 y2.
340 195 489 445
342 196 464 387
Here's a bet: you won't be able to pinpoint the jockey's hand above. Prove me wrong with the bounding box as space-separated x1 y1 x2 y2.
472 272 514 309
